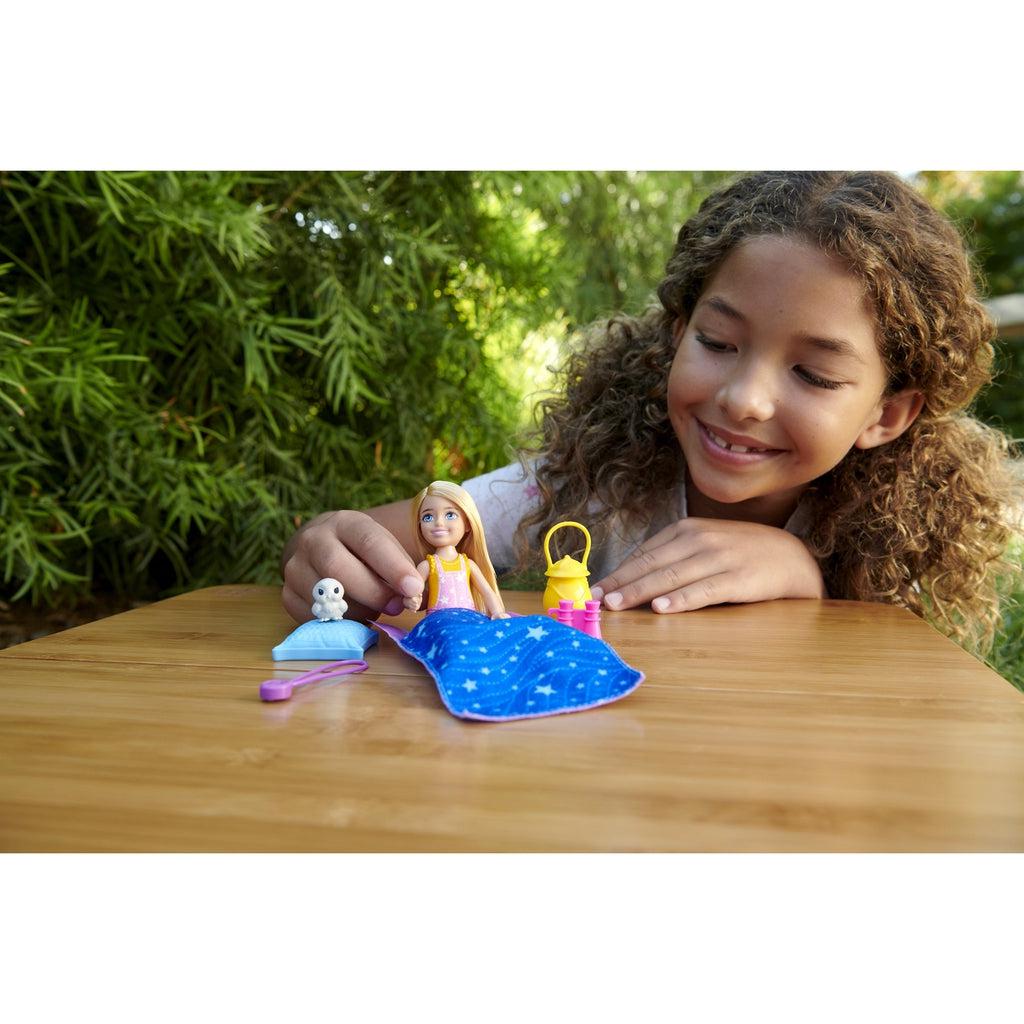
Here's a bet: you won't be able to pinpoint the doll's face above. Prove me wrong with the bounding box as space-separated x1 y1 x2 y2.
419 500 468 550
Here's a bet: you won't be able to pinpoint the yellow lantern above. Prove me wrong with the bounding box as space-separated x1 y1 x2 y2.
542 521 593 611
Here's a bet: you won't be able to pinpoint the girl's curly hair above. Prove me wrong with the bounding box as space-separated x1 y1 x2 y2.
515 171 1022 655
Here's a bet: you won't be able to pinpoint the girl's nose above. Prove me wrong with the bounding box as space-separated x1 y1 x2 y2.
716 364 775 422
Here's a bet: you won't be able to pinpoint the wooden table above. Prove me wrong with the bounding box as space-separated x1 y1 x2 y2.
2 586 1022 851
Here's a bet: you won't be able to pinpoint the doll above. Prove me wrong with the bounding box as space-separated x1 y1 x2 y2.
408 480 508 618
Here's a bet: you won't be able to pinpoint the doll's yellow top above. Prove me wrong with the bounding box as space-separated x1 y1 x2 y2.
426 553 474 611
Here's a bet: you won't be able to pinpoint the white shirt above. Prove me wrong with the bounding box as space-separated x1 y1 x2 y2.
463 461 813 580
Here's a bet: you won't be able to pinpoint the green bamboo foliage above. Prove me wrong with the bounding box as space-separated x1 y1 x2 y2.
0 171 722 605
917 171 1024 440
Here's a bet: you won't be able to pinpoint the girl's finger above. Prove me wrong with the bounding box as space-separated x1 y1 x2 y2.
283 575 390 625
651 572 733 613
602 552 722 610
592 523 693 597
332 512 424 603
282 584 314 623
597 541 703 606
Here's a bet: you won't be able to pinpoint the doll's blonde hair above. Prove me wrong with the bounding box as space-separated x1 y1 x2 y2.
411 480 501 612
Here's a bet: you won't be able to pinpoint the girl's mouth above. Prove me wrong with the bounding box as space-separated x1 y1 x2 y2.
697 419 783 464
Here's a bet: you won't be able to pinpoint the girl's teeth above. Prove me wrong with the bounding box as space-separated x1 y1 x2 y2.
708 427 765 453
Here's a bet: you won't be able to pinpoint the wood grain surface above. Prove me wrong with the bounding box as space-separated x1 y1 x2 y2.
2 586 1022 851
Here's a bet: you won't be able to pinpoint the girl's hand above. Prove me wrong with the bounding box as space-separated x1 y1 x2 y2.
591 518 827 614
281 509 425 623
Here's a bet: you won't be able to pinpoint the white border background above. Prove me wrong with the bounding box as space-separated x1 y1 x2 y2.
4 3 1020 1020
7 2 1021 169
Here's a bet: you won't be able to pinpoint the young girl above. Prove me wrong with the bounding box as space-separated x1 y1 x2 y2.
281 171 1021 656
409 480 507 618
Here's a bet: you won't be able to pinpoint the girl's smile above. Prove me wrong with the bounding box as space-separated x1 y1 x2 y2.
696 418 785 461
667 234 915 527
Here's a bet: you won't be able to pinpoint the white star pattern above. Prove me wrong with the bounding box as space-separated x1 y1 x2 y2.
399 605 641 721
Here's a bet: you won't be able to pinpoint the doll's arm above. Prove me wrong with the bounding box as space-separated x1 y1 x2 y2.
467 560 509 618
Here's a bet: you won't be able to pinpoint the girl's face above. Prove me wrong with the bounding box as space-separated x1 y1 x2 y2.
667 234 914 526
419 500 467 549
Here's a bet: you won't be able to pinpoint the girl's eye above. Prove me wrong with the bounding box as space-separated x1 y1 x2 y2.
444 510 458 521
796 367 845 390
696 332 731 353
421 513 434 523
698 332 845 390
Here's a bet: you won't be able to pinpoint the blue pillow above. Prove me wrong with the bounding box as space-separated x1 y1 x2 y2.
272 618 378 661
378 608 643 721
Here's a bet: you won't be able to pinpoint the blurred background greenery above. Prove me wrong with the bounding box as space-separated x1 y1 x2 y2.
1 170 1021 684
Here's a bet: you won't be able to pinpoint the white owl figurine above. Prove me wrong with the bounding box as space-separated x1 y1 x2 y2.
311 578 348 621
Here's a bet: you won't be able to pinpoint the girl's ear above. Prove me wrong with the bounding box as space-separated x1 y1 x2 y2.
671 316 687 350
855 389 925 450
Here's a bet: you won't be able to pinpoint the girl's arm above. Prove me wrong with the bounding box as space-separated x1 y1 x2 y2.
467 559 510 618
590 519 827 613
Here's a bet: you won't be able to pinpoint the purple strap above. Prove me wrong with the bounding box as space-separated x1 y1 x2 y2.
259 658 368 702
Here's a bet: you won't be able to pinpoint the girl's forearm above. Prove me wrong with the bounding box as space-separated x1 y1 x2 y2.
795 539 829 599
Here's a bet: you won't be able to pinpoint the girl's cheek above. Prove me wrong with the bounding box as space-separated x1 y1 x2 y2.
666 351 694 400
670 355 715 405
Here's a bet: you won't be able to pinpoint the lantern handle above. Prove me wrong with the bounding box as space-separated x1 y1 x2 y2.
543 521 592 572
